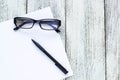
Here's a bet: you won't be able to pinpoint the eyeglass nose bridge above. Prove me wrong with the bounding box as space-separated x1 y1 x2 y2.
32 20 48 30
31 20 40 28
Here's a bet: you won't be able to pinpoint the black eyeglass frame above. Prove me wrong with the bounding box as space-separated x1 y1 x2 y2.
13 17 61 32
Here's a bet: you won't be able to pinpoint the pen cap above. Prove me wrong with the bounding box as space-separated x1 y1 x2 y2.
55 62 68 74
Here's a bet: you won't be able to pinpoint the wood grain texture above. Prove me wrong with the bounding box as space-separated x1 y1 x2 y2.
27 0 66 44
105 0 120 80
0 0 26 22
66 0 105 80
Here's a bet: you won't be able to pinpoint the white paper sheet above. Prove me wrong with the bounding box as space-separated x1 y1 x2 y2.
0 7 73 80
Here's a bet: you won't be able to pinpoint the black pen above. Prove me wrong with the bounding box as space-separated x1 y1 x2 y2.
31 39 68 74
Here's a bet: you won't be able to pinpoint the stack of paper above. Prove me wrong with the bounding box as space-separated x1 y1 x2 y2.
0 7 73 80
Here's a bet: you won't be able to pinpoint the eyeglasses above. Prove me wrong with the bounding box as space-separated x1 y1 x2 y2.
13 17 61 32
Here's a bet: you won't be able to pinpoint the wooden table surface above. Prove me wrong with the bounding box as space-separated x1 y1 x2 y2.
0 0 119 80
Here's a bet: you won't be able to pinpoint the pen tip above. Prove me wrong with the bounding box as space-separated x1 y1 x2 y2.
31 39 34 42
31 39 36 44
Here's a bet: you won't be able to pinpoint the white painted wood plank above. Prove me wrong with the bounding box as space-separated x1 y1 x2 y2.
105 0 120 80
66 0 105 80
27 0 65 44
0 0 26 22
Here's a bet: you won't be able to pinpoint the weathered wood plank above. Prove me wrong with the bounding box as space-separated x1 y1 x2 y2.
66 0 105 80
27 0 65 44
0 0 26 22
105 0 120 80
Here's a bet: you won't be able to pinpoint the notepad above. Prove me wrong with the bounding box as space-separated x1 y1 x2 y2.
0 7 73 80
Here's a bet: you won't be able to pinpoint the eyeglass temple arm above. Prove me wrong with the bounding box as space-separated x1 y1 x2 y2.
14 21 32 31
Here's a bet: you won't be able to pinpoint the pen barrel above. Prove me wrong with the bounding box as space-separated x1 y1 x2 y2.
31 39 68 74
55 62 68 74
